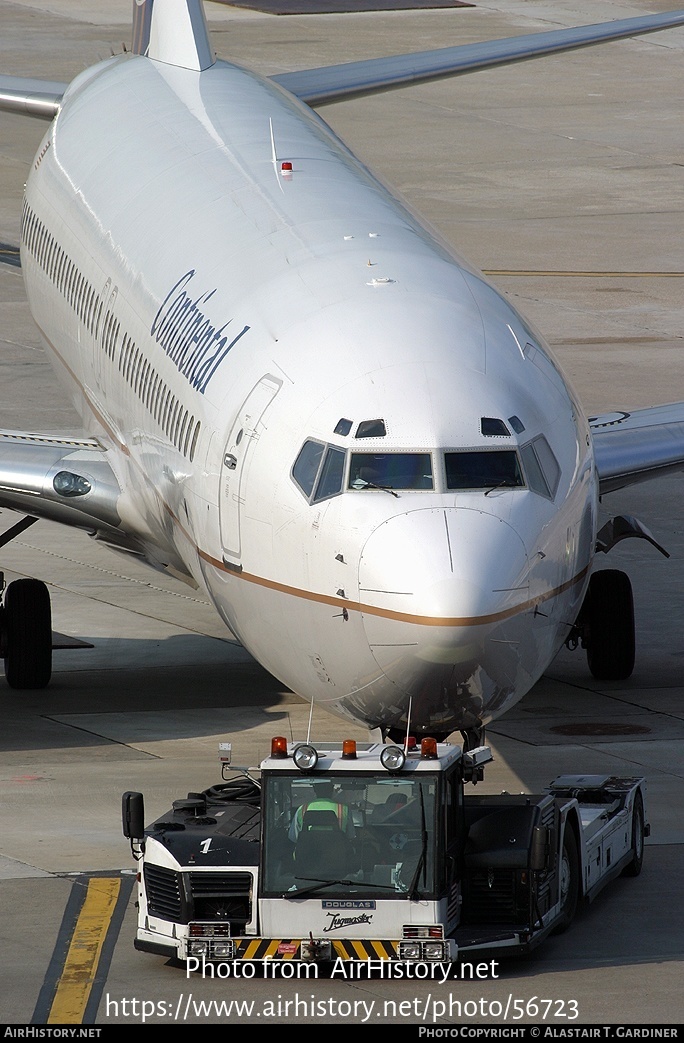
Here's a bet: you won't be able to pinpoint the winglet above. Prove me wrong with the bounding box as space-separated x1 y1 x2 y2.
132 0 215 72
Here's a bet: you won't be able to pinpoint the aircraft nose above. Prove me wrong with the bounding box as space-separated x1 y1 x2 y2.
358 507 530 687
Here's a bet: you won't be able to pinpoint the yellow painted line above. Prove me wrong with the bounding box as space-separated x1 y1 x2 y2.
47 877 120 1024
484 269 684 278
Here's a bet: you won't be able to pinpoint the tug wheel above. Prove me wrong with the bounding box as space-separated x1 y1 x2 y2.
554 826 579 933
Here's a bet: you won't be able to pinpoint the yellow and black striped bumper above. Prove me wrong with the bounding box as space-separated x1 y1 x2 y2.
232 938 399 960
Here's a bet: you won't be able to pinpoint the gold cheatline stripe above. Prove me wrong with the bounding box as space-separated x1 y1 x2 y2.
484 269 684 278
48 877 120 1024
199 551 590 628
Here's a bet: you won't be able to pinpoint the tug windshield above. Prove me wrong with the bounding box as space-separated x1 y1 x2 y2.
261 773 438 898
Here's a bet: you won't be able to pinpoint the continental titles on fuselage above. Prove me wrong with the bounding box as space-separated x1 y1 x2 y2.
151 270 249 393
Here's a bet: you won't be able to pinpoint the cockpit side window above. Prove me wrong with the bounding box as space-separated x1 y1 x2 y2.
445 450 523 491
520 436 561 499
292 440 346 503
315 447 346 501
349 452 433 490
292 440 325 499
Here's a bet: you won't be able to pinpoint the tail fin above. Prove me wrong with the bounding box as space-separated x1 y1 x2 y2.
132 0 215 72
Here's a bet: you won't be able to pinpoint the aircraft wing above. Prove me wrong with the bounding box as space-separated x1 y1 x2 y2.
3 10 684 120
0 75 66 119
273 11 684 107
0 430 134 548
590 405 684 495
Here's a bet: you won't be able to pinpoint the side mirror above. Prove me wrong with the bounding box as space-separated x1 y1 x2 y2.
122 791 145 840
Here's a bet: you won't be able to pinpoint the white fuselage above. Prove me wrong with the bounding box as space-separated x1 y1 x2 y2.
20 52 597 735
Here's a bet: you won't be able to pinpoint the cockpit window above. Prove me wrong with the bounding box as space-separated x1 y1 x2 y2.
315 447 346 501
292 440 346 503
356 419 387 439
292 440 325 499
349 452 433 490
445 450 523 491
480 417 510 437
520 436 560 499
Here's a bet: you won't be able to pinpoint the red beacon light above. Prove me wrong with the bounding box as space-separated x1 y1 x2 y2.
342 739 357 759
405 735 418 751
420 737 438 759
270 736 289 759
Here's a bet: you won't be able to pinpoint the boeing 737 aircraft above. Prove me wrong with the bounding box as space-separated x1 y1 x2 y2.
0 0 684 744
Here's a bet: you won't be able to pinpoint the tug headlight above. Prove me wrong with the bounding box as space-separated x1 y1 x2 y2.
293 744 319 772
380 745 406 772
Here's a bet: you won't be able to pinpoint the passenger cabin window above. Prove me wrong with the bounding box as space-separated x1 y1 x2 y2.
445 450 523 491
349 452 433 491
292 440 346 503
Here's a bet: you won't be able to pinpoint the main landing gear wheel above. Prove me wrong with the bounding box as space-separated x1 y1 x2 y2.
584 569 635 681
2 578 52 689
621 790 645 878
553 826 579 934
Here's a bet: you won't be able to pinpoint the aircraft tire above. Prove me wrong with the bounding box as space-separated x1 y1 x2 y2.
585 569 635 680
553 825 579 934
3 578 52 689
621 790 645 878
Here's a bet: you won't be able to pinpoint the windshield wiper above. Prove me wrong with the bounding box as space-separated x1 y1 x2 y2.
351 479 399 497
286 876 401 898
484 479 517 496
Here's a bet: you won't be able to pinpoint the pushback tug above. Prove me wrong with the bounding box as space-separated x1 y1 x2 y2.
123 735 646 964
